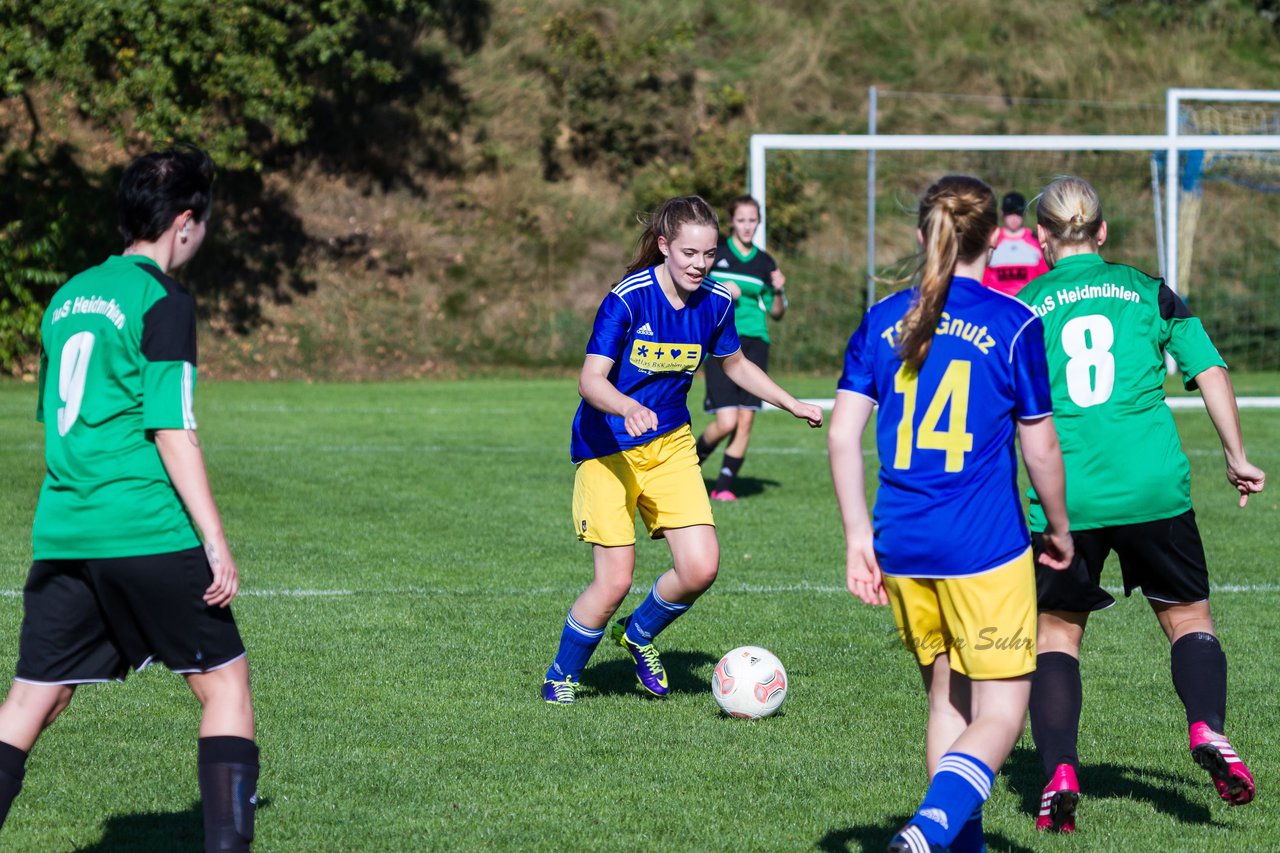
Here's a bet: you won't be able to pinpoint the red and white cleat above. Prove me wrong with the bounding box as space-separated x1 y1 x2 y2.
1035 763 1079 833
1190 721 1255 805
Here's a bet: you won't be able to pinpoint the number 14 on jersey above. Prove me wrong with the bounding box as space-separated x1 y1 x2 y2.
893 360 974 473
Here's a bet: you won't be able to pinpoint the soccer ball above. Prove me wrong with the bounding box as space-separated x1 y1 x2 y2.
711 646 788 719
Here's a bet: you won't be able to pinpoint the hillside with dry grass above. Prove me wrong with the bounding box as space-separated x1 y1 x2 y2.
5 0 1279 379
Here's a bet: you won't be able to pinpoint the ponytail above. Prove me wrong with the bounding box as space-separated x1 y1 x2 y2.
897 175 997 369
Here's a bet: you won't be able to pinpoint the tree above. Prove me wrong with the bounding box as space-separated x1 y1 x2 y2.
0 0 491 370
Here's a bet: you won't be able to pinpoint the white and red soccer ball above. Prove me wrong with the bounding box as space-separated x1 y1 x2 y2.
712 646 788 719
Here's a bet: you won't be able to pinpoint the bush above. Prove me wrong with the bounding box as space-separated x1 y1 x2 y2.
536 7 699 180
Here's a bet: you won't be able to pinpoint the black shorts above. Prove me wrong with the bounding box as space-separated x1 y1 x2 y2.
1033 509 1210 613
16 547 247 684
703 336 770 412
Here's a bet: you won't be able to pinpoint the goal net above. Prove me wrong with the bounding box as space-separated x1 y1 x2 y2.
748 90 1280 373
1161 90 1280 371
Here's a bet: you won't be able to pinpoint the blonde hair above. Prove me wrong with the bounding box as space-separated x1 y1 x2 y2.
1034 176 1104 264
624 196 719 278
897 175 998 369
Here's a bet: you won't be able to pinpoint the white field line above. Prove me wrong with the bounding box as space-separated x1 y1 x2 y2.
766 397 1280 411
0 443 1254 459
2 583 1276 598
7 397 1275 426
3 398 1275 457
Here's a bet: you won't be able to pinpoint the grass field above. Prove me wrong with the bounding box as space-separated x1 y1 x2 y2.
0 376 1277 851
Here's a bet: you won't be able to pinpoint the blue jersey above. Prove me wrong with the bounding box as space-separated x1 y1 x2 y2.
571 266 740 463
837 277 1053 577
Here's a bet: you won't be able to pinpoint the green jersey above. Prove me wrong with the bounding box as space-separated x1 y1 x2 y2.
33 255 201 559
1017 254 1225 531
711 236 779 342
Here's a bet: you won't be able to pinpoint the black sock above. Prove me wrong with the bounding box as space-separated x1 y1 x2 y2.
0 741 28 830
713 454 744 493
695 435 715 464
1171 632 1227 732
198 736 259 852
1030 652 1082 778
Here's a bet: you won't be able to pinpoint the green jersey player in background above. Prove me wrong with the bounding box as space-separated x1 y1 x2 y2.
1018 176 1265 835
695 195 789 501
0 146 259 851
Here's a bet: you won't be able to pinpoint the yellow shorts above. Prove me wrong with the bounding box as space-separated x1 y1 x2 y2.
572 424 714 546
883 547 1036 680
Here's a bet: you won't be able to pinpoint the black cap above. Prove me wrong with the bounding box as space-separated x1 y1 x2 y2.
1002 192 1026 215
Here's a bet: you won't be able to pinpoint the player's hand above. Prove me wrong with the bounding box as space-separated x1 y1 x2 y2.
1226 457 1265 508
203 538 240 607
771 269 786 291
791 401 823 428
846 539 887 606
1038 527 1074 572
621 403 659 438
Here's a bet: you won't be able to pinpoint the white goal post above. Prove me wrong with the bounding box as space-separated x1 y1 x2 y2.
748 88 1280 303
1165 88 1280 295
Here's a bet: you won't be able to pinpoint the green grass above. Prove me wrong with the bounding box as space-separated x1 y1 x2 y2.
0 376 1278 850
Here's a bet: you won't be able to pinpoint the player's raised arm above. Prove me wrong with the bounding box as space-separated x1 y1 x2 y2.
718 350 822 427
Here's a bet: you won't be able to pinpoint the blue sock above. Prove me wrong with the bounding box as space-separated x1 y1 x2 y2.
546 612 604 681
911 752 994 849
949 807 985 853
624 582 691 644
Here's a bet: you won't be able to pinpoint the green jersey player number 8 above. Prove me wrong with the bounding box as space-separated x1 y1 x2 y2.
1060 314 1115 407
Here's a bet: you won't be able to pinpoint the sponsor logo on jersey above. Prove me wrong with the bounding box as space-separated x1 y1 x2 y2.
629 340 702 373
716 258 729 267
636 322 654 337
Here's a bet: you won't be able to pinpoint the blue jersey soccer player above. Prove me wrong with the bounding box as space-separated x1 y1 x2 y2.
542 196 823 705
828 176 1073 853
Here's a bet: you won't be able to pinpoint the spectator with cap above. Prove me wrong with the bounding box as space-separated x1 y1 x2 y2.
983 191 1050 296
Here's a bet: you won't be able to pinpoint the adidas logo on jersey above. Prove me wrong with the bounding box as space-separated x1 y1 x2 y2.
636 322 654 336
715 258 729 267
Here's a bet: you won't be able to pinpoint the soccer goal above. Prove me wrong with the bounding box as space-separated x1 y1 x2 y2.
747 88 1280 371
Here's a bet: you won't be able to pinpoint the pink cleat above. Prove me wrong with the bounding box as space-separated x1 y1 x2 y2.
1035 763 1079 833
1190 721 1255 805
709 490 737 502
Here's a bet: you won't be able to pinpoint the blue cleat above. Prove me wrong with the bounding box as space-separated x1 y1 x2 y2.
608 620 669 697
541 676 578 705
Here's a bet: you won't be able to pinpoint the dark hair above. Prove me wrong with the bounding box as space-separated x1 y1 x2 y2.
897 175 998 369
117 144 215 246
727 194 760 219
624 196 719 278
1001 191 1026 215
